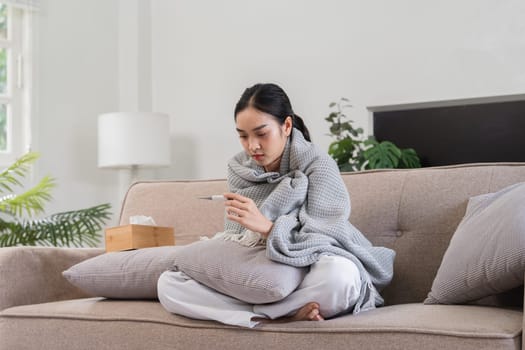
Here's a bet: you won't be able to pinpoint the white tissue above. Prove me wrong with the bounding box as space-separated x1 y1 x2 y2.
129 215 157 226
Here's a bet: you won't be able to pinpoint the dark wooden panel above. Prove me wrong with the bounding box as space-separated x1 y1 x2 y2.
373 100 525 167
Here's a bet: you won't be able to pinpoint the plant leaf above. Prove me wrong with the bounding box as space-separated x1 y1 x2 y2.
363 141 402 169
399 148 422 168
328 138 357 164
328 138 364 171
324 112 338 122
0 152 113 247
339 162 355 172
0 204 112 247
0 176 55 218
0 152 40 194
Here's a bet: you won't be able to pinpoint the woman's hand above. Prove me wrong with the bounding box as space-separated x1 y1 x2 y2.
223 192 273 238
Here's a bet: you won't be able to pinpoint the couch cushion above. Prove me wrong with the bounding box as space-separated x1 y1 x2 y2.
0 299 521 350
425 182 525 304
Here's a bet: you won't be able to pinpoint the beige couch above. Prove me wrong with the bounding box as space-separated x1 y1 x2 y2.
1 163 524 350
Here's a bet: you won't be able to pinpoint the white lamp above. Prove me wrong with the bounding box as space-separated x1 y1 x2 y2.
98 112 171 185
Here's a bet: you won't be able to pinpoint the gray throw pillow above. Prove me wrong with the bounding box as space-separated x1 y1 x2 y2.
425 182 525 304
63 246 181 299
172 239 307 304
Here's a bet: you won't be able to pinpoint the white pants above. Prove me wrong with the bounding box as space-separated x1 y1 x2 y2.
157 255 361 328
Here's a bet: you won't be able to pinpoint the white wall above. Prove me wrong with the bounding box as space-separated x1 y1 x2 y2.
33 0 120 224
32 0 525 232
151 0 525 179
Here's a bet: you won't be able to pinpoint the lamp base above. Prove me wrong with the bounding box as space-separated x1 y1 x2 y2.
118 166 139 203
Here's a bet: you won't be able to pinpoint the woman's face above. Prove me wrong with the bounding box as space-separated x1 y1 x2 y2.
235 107 292 172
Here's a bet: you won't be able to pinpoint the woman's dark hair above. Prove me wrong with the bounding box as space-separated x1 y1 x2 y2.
234 83 311 142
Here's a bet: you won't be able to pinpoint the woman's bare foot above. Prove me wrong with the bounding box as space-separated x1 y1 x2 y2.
253 302 324 325
290 302 324 321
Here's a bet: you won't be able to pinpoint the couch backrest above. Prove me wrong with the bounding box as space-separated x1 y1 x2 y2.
120 163 525 305
120 179 228 245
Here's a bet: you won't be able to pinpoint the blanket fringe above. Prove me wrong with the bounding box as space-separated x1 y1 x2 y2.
209 230 265 247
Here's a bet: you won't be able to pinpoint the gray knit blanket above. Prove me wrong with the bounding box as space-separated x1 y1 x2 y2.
214 128 395 313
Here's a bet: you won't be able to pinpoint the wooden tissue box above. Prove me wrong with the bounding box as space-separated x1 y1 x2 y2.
104 224 175 252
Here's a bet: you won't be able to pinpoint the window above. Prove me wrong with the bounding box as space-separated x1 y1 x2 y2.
0 2 31 165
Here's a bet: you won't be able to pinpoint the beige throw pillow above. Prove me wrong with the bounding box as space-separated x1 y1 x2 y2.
172 239 307 304
63 246 181 299
425 182 525 304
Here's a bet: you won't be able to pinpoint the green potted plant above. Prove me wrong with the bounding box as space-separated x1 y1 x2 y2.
326 98 421 171
0 152 112 247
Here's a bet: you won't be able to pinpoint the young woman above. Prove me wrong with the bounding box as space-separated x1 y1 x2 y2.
158 83 395 328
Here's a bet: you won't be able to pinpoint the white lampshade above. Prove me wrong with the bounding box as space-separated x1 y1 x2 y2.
98 112 171 168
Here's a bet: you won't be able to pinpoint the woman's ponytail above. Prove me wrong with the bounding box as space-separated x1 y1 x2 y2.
292 114 311 142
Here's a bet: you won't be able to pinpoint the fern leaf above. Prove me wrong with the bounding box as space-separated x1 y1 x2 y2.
0 203 112 247
0 176 55 218
0 152 40 194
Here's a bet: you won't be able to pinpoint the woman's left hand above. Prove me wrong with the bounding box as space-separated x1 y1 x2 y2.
223 192 273 238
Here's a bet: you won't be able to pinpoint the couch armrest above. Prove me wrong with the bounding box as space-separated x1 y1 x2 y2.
0 246 104 311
